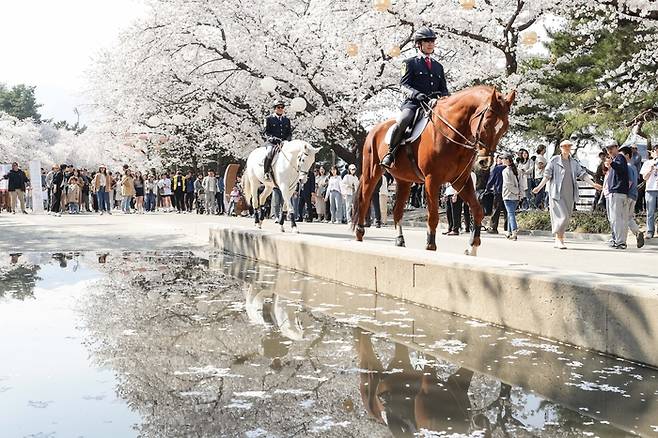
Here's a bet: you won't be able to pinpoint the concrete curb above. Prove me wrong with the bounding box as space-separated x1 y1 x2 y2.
210 224 658 368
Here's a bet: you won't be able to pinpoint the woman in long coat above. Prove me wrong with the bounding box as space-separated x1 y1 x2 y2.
533 140 602 249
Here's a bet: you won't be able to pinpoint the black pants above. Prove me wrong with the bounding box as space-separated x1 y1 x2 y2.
490 193 508 232
185 192 194 212
298 193 313 221
174 191 185 211
51 191 62 213
216 191 225 214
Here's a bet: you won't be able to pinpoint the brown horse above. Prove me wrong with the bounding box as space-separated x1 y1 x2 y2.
352 85 515 256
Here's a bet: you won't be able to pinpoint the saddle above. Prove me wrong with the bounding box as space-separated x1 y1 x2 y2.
384 100 435 146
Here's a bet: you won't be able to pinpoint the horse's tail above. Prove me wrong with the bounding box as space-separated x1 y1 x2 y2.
241 172 252 207
351 130 375 230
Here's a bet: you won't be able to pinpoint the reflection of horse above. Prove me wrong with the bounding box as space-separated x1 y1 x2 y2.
352 86 515 256
243 140 320 233
244 285 305 341
354 328 474 437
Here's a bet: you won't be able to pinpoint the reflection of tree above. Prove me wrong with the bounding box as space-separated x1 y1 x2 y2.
81 252 387 437
0 263 41 300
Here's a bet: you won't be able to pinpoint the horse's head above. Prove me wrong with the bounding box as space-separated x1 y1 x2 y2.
295 141 321 183
473 89 516 164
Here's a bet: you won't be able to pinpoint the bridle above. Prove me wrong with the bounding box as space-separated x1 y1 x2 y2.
420 99 505 194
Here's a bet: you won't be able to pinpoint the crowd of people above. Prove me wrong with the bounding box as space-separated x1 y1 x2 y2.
2 140 657 251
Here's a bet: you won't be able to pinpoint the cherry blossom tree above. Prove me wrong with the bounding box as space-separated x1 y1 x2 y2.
87 0 561 166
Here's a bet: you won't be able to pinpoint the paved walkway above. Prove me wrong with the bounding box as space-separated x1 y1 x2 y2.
0 211 655 293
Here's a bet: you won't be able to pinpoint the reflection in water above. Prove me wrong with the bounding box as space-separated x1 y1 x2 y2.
1 251 656 437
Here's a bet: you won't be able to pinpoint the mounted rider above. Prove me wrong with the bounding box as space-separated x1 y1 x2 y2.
262 99 293 181
381 26 450 169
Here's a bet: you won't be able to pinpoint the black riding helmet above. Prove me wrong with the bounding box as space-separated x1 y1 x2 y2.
272 99 286 108
413 26 437 44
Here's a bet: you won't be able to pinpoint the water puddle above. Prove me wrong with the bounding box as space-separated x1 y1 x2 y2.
0 251 656 437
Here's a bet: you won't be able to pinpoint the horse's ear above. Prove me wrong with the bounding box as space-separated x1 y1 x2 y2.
310 145 321 154
504 90 516 107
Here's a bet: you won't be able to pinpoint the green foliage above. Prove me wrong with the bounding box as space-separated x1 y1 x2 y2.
0 83 42 121
518 17 656 145
517 210 611 233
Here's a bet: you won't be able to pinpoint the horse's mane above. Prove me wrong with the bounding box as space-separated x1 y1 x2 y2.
441 85 498 107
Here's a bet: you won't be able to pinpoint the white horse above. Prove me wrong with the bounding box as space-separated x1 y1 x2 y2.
243 140 320 233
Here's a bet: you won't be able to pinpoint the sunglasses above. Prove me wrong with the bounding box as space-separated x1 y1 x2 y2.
275 106 285 109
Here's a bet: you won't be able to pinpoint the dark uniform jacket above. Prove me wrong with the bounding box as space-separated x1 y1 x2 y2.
263 115 293 143
3 169 29 191
400 55 449 109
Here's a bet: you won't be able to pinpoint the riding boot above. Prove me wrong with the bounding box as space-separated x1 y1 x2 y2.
381 124 405 169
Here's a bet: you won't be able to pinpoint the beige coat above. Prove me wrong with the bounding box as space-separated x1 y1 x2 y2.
92 173 114 192
121 176 136 197
66 184 81 204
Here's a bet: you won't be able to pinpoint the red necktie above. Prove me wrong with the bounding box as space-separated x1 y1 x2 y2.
425 56 432 70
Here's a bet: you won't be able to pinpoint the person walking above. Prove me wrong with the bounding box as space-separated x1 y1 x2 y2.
502 154 522 240
603 142 630 249
216 174 225 215
66 176 81 214
121 170 135 214
184 171 195 212
485 155 507 234
640 145 658 239
533 140 602 249
50 164 66 216
516 149 532 210
172 171 186 213
133 171 145 213
92 166 112 215
144 175 157 212
298 168 315 222
342 164 359 223
202 170 218 214
620 146 645 248
2 162 30 214
326 166 344 224
532 145 548 209
160 173 173 212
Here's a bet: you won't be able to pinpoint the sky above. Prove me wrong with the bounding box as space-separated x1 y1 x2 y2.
0 0 147 125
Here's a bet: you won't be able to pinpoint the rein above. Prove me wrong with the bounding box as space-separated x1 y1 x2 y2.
420 100 495 195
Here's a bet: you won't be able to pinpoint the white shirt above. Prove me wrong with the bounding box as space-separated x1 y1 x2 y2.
640 158 658 191
327 175 342 195
342 173 359 196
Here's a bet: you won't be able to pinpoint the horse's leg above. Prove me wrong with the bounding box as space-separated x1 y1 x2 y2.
251 182 262 229
355 168 384 242
259 186 274 225
424 177 441 251
393 181 412 247
278 185 287 232
460 182 483 256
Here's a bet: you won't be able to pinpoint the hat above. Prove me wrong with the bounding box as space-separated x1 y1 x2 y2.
605 141 619 149
559 139 573 147
348 164 357 170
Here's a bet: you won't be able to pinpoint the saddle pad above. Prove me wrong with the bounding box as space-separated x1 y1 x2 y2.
384 110 430 146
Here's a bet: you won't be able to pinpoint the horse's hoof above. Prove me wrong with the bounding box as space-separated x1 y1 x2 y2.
280 227 285 233
426 244 437 251
466 247 479 257
355 225 365 241
395 236 406 247
293 227 299 234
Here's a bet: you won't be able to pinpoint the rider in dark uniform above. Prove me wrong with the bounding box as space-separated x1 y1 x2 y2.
262 99 293 181
381 27 450 169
